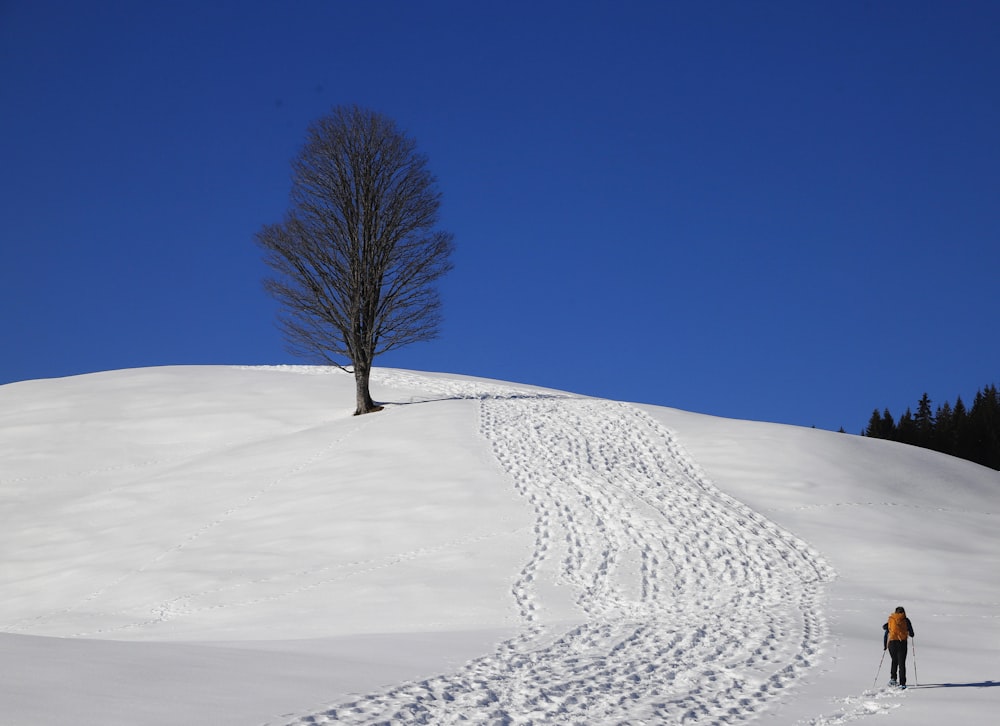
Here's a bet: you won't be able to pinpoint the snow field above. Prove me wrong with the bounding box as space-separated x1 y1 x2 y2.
2 365 997 725
286 372 836 723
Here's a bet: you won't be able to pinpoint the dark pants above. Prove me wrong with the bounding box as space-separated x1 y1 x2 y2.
888 639 908 685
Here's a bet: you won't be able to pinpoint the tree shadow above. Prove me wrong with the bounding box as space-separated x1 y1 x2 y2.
383 393 571 407
913 680 999 688
382 395 470 406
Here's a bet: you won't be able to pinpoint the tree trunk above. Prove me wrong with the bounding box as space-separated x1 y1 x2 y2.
353 364 383 415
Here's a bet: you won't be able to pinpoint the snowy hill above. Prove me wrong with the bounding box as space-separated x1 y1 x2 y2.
1 366 997 725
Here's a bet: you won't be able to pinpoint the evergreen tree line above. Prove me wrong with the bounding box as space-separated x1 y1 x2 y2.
861 384 1000 471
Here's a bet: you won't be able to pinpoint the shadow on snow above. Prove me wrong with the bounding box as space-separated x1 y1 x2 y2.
384 393 572 407
912 680 999 689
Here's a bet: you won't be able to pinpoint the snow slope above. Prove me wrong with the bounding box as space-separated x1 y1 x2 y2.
1 366 997 725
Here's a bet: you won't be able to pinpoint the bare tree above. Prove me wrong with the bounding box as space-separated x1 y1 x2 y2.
256 106 454 415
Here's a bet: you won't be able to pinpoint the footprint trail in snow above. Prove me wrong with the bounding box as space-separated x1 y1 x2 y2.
287 373 836 724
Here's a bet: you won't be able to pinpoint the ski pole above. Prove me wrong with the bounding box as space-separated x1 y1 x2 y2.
873 648 886 689
911 637 918 686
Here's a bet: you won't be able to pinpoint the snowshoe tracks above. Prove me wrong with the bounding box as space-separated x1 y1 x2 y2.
286 374 835 725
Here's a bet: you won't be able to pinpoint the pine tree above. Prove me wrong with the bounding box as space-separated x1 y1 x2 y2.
881 408 895 438
933 401 954 455
896 408 917 445
865 409 883 438
952 396 970 460
986 385 1000 469
968 386 1000 469
915 392 934 447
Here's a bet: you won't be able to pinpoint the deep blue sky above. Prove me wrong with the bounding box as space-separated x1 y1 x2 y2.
2 1 998 432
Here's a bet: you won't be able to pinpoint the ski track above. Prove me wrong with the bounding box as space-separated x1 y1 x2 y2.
284 371 837 725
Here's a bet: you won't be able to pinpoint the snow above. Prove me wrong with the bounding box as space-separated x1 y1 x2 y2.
1 365 997 725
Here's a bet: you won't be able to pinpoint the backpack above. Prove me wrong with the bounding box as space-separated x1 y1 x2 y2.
887 612 909 641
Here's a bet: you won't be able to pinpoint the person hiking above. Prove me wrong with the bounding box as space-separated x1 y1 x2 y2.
883 606 915 688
